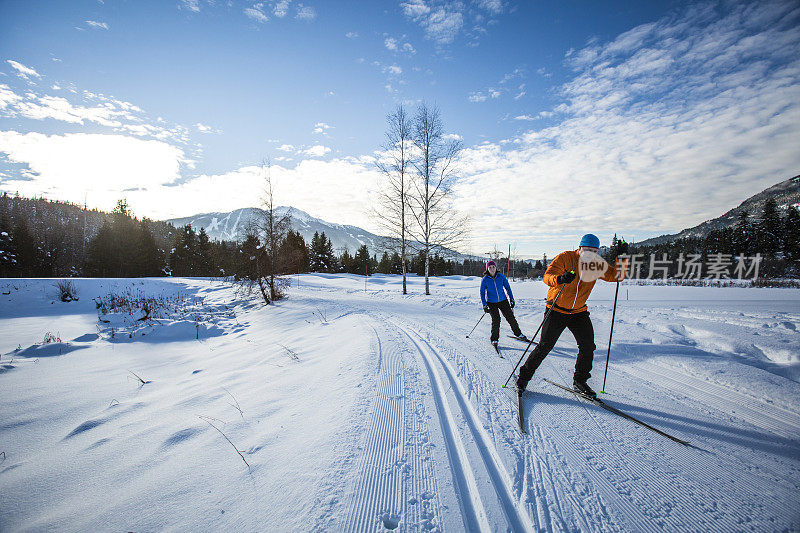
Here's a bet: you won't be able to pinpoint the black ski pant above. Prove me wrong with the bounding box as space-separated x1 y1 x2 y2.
488 299 522 342
517 309 595 389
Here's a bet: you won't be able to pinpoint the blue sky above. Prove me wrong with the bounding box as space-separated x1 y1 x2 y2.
1 0 798 258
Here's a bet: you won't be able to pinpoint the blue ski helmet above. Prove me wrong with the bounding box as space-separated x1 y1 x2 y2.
579 233 600 248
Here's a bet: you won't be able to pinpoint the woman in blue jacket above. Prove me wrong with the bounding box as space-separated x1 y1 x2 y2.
480 260 527 348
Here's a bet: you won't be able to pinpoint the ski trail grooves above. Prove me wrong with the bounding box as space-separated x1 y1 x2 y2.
400 326 534 532
399 327 492 532
341 322 442 531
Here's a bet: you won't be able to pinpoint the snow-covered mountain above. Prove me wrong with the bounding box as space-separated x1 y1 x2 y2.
637 174 799 246
166 207 417 257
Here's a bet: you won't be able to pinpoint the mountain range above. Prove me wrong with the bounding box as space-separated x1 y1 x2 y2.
165 174 798 258
636 175 799 246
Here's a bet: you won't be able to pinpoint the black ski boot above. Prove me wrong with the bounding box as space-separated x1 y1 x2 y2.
514 333 529 342
573 379 597 400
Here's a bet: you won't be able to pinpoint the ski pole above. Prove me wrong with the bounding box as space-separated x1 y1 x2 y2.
601 279 620 393
503 272 573 388
466 313 486 338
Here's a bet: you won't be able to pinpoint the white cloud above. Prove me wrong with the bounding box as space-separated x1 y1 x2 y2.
195 122 219 133
346 31 358 38
385 37 398 51
273 0 290 17
180 0 200 12
148 158 383 225
401 0 506 45
451 0 800 255
401 0 430 19
0 131 189 212
86 20 109 30
0 82 191 145
244 4 269 23
6 60 41 80
295 4 316 21
312 122 331 134
277 143 295 152
0 84 22 109
513 115 535 121
383 64 402 76
302 144 331 157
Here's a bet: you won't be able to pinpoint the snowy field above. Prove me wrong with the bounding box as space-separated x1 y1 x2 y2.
1 274 799 532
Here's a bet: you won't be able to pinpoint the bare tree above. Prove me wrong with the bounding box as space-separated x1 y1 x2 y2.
407 103 469 295
258 160 291 302
238 160 291 304
373 104 413 294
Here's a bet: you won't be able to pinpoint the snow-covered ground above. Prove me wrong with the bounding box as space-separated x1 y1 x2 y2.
1 274 799 532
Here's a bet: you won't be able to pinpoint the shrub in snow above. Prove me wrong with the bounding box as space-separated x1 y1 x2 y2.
55 280 78 302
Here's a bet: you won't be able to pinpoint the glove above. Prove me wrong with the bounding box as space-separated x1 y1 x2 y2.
556 271 576 284
510 299 515 309
483 305 491 313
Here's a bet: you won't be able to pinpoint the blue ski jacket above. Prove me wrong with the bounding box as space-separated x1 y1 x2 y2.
480 272 514 306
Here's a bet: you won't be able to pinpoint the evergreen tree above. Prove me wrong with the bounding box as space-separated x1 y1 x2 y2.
85 222 117 277
134 220 163 277
319 232 336 272
784 206 800 261
279 230 309 273
237 233 262 281
758 198 781 257
733 210 752 255
170 224 198 276
197 227 212 276
378 252 392 274
353 244 371 275
390 252 403 274
0 208 16 276
339 248 353 273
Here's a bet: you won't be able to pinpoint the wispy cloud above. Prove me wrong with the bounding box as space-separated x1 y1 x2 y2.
86 20 109 30
469 67 525 103
385 35 416 54
0 77 191 145
401 0 508 45
179 0 200 13
6 60 41 80
383 64 403 76
273 0 291 17
345 31 358 39
295 4 316 21
277 143 295 152
312 122 331 134
452 0 800 254
244 4 269 23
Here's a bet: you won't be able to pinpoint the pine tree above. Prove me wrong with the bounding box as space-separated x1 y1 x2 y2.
353 244 371 275
784 206 800 261
134 220 163 277
85 221 117 277
279 230 309 274
319 232 336 272
170 225 198 276
758 198 781 257
197 227 212 276
733 210 752 255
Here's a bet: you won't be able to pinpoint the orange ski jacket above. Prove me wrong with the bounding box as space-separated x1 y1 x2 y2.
543 250 624 315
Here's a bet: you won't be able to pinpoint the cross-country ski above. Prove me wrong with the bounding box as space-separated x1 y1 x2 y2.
543 378 690 445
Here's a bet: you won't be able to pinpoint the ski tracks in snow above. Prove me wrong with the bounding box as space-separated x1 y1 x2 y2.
340 321 443 532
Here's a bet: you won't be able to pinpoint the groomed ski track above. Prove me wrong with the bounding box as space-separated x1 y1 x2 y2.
300 275 800 532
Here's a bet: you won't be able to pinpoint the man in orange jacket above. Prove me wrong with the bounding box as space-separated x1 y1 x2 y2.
516 234 627 399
